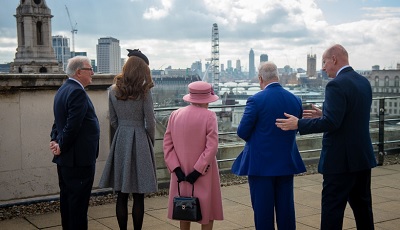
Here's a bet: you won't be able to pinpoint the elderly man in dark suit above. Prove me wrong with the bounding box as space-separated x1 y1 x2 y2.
49 56 100 230
232 61 306 229
276 44 377 230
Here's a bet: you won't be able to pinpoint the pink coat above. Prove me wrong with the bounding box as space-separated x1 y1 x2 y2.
163 105 224 224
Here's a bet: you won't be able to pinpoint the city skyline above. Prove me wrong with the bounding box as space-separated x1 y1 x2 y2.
0 0 399 71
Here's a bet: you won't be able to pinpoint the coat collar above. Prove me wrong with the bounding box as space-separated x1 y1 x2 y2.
337 66 353 76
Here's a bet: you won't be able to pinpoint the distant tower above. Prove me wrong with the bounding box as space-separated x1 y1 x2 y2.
211 23 220 94
227 60 232 69
191 60 202 77
52 35 71 71
96 37 121 74
260 54 269 63
249 48 255 79
10 0 62 73
307 53 317 78
236 59 241 72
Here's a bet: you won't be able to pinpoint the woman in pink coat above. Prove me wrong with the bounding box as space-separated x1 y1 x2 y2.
164 81 224 230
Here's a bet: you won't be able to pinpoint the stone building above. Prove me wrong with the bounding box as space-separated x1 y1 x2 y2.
366 69 400 117
10 0 62 74
307 53 317 78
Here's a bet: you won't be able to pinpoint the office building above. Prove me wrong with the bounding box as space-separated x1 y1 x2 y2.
227 60 232 69
249 48 255 79
260 54 269 63
191 61 202 77
52 35 71 71
236 59 241 72
96 37 121 74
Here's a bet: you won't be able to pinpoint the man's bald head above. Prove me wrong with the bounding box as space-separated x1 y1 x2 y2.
322 44 350 78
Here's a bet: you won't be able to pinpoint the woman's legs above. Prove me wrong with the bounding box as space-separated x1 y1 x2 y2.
201 220 214 230
132 193 145 230
116 191 129 230
179 220 214 230
180 221 191 230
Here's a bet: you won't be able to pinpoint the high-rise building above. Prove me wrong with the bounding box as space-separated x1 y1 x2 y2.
227 60 232 69
307 54 317 78
96 37 121 74
52 35 71 71
260 54 268 63
72 51 87 57
90 59 97 73
191 61 202 77
236 59 241 72
249 48 255 79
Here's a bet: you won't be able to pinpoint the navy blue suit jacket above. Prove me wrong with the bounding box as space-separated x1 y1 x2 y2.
232 83 306 176
298 67 377 174
51 79 100 167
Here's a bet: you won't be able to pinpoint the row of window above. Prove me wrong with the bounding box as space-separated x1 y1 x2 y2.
374 76 400 87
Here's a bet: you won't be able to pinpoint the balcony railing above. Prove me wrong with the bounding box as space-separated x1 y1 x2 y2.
154 96 400 166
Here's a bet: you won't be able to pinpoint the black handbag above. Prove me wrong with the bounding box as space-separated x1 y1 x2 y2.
172 182 202 221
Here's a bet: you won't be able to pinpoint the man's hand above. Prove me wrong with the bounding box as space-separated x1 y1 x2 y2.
303 104 322 119
275 113 299 131
50 141 61 156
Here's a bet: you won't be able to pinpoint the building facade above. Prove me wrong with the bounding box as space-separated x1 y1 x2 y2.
96 37 121 74
52 35 71 71
366 69 400 117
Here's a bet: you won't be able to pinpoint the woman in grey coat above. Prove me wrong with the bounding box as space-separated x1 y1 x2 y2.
99 50 157 230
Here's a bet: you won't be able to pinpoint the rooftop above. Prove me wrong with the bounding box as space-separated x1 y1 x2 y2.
1 163 400 229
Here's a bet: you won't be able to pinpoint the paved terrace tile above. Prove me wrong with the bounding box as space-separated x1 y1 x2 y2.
1 164 400 230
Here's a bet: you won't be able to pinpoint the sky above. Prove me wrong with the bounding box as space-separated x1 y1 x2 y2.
0 0 400 71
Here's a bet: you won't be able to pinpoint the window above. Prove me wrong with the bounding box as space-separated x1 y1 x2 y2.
36 21 43 45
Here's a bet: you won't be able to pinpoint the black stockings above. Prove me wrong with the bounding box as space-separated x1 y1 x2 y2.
116 192 145 230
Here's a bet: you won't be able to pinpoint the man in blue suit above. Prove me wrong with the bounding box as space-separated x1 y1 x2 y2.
276 44 376 230
49 56 100 230
232 61 306 229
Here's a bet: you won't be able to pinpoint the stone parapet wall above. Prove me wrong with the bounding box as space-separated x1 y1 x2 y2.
0 74 114 202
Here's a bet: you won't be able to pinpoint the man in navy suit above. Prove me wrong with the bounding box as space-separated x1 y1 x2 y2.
232 61 306 229
276 44 376 230
50 56 100 230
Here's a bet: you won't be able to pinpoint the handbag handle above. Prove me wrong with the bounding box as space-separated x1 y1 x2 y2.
177 181 195 197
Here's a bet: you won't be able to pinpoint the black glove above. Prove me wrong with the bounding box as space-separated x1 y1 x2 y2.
185 170 201 184
173 167 185 183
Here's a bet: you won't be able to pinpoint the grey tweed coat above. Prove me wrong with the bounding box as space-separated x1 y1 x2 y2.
99 86 158 193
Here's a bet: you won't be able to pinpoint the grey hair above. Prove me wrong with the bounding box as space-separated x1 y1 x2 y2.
258 61 279 81
65 56 91 77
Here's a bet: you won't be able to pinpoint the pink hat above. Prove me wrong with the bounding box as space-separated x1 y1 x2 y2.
183 81 219 104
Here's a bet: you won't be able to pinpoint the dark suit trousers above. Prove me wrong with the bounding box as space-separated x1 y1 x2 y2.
57 165 95 230
321 169 374 230
248 175 296 230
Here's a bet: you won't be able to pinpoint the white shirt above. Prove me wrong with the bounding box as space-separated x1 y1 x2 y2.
263 82 279 90
68 77 84 89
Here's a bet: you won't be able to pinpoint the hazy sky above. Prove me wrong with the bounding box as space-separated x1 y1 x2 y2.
0 0 399 71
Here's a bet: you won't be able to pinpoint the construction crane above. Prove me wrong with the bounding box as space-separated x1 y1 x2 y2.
65 5 78 53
